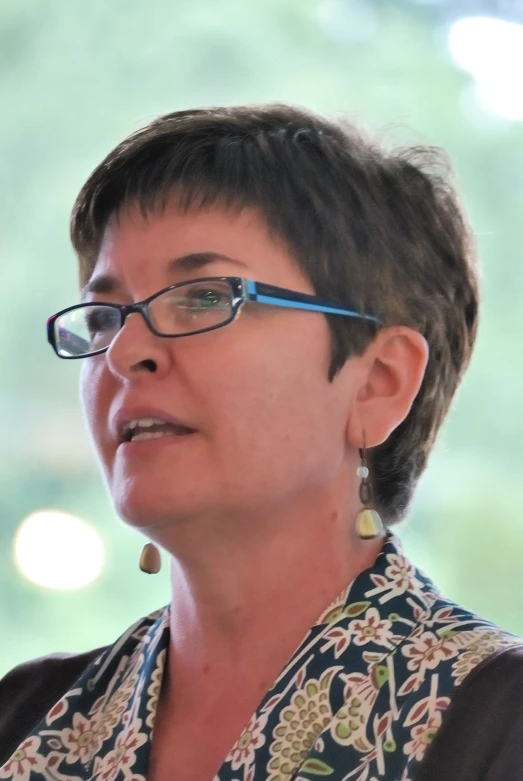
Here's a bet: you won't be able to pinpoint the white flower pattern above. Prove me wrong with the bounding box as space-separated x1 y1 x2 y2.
0 737 45 781
60 712 102 764
350 608 394 647
226 712 268 771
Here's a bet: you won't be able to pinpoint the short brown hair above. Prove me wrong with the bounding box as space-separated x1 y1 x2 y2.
70 104 479 525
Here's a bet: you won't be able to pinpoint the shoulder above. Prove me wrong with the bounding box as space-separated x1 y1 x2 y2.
393 582 521 696
0 647 105 689
416 644 523 781
415 586 521 676
0 647 107 767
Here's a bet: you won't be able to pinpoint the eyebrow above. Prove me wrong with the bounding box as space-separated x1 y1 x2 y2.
81 252 249 298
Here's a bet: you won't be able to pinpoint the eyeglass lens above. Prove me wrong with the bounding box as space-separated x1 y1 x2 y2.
54 279 235 357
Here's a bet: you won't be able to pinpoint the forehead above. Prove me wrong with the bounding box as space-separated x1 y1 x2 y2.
82 200 311 296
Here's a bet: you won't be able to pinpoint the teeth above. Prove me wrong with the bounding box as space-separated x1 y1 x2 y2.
121 416 193 443
132 430 179 441
127 417 167 430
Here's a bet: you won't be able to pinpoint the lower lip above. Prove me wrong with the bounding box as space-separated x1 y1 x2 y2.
118 431 198 455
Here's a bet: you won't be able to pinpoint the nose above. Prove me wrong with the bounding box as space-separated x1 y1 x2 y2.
105 311 173 379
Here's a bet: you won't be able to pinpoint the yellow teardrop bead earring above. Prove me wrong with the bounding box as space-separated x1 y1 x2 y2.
355 443 384 540
139 542 162 574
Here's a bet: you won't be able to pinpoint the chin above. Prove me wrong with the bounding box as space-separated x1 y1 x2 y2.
113 494 173 529
110 481 200 531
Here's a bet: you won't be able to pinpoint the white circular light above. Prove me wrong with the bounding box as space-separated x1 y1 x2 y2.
449 16 523 79
14 510 105 590
448 16 523 121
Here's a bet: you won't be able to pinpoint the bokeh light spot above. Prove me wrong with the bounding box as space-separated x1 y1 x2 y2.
14 510 105 590
449 16 523 121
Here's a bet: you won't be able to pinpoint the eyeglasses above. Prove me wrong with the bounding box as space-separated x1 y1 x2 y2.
47 276 383 359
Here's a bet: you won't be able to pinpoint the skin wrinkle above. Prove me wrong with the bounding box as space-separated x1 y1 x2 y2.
79 198 428 778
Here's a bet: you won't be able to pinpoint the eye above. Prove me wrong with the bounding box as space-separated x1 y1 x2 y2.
163 281 233 311
152 280 234 333
188 288 229 308
85 306 119 335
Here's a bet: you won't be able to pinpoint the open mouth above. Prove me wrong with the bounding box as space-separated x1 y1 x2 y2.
121 418 196 443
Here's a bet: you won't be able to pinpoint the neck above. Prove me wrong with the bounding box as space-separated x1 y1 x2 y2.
159 491 385 720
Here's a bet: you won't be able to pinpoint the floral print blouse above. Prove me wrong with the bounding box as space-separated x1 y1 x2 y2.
1 534 519 781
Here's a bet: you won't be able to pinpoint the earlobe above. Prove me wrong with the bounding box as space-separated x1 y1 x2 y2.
347 327 429 448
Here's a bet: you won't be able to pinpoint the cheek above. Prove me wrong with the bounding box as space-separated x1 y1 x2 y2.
80 360 108 447
214 383 343 505
202 337 340 464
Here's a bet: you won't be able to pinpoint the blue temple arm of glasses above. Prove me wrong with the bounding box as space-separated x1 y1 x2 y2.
245 280 382 325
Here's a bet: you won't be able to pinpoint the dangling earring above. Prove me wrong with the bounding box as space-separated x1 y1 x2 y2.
139 543 162 574
355 444 384 540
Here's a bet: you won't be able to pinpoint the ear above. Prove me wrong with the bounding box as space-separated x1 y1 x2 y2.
346 326 429 448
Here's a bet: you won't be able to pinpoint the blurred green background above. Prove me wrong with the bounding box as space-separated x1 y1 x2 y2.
1 0 522 676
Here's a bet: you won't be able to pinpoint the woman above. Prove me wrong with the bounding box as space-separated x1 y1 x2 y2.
1 104 522 781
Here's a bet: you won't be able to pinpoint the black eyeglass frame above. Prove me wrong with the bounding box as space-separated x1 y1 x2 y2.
47 276 383 359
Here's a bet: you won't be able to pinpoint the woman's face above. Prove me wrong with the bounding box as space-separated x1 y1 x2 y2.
80 200 357 539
